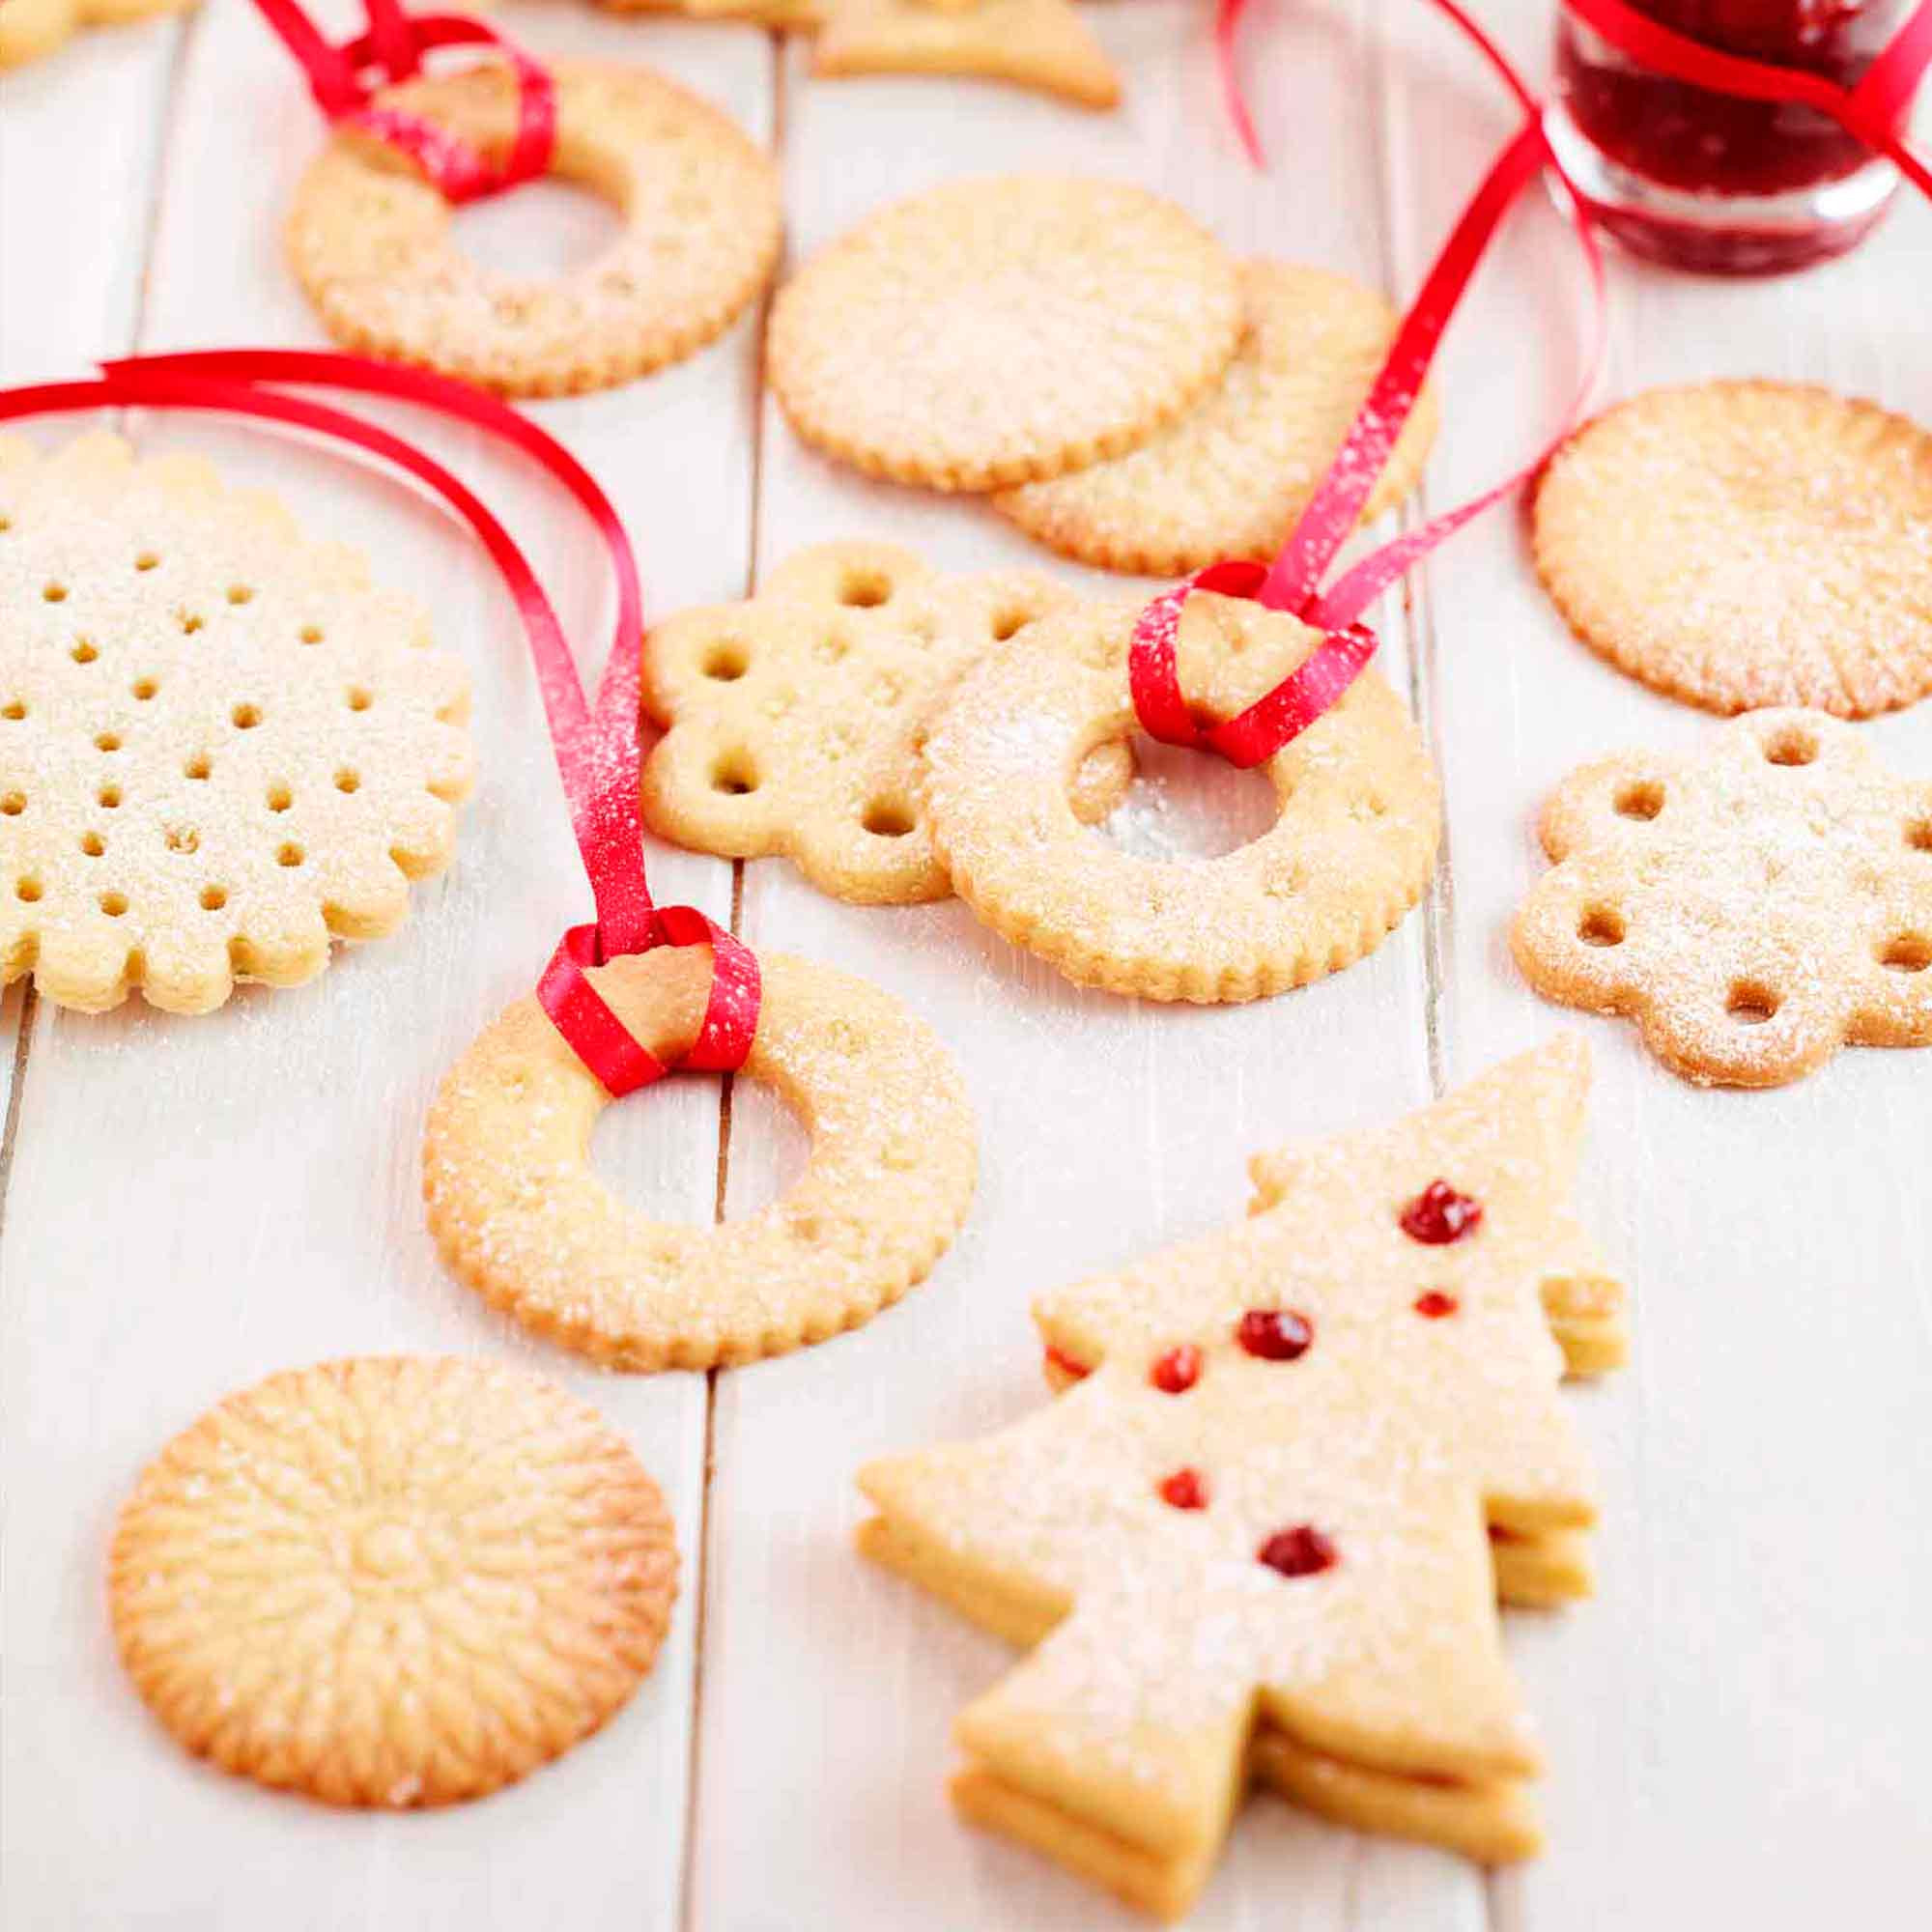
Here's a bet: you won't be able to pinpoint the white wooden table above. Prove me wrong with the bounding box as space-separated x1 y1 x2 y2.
3 2 1929 1925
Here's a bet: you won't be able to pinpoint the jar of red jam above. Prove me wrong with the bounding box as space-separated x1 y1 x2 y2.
1546 0 1920 272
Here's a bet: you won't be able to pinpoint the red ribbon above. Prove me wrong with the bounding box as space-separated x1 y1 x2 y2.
1563 0 1932 200
0 353 758 1096
252 0 557 204
1149 2 1605 769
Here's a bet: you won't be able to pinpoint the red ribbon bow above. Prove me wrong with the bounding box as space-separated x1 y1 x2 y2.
252 0 557 203
0 354 759 1097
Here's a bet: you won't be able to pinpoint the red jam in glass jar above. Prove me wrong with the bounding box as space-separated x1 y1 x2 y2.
1547 0 1918 271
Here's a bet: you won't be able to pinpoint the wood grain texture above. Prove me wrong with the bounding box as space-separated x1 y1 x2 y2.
2 0 1929 1927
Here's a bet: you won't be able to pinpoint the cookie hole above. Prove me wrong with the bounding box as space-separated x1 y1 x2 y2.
838 567 892 609
334 769 361 794
1094 735 1278 864
1881 933 1931 974
1764 726 1817 768
346 687 372 712
99 892 128 919
164 826 199 855
1613 780 1664 821
0 793 22 816
200 885 228 912
277 842 304 868
79 832 104 858
590 1068 808 1226
863 798 917 839
70 639 98 665
42 582 66 604
451 176 626 281
990 607 1031 643
15 877 41 903
1726 980 1780 1025
710 751 759 798
178 612 205 637
701 639 750 682
299 624 325 645
134 551 159 573
226 584 253 606
94 732 121 753
185 754 212 781
2 702 25 722
131 677 157 701
97 784 121 810
1907 819 1932 854
231 703 262 730
1577 906 1626 948
267 782 293 813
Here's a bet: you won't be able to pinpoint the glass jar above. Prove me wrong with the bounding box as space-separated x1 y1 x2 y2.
1546 0 1919 272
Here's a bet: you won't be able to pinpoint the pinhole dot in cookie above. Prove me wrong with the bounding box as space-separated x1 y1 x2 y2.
836 563 893 610
701 637 751 683
1881 933 1931 974
1726 980 1781 1025
451 178 629 284
1577 905 1626 949
1908 819 1932 854
1763 724 1819 768
1613 779 1664 821
1091 736 1278 864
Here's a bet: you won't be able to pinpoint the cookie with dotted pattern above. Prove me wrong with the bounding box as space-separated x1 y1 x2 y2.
109 1356 677 1808
0 433 472 1015
1533 381 1932 718
766 174 1242 492
1514 708 1932 1087
995 261 1438 576
858 1037 1620 1918
286 60 783 397
641 541 1130 903
423 942 978 1370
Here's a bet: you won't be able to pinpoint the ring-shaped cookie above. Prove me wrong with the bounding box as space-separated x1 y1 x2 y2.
286 61 783 397
423 945 977 1369
922 595 1441 1003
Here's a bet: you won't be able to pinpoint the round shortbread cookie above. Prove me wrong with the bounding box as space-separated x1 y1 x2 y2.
923 594 1441 1002
286 61 783 398
1514 708 1932 1088
1533 381 1932 718
994 262 1438 576
766 175 1243 491
0 433 473 1015
423 944 978 1369
641 540 1130 903
110 1356 677 1808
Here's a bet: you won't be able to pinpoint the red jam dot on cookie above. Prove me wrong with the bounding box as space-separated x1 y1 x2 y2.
1236 1308 1313 1361
1149 1345 1202 1394
1399 1179 1484 1245
1044 1345 1091 1382
1414 1291 1460 1320
1258 1524 1338 1579
1157 1467 1209 1511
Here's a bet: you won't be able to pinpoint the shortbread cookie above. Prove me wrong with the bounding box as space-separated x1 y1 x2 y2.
922 590 1440 1001
596 0 821 21
0 0 193 69
424 942 977 1370
860 1038 1618 1918
0 432 472 1015
814 0 1122 109
286 60 783 397
767 175 1242 491
1533 381 1932 718
996 262 1437 575
1514 708 1932 1087
641 541 1129 902
110 1356 677 1807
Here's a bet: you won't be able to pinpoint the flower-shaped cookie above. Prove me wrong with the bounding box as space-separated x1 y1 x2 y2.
1513 709 1932 1087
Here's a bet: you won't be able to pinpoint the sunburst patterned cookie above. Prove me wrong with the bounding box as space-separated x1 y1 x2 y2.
0 433 472 1015
641 541 1128 902
1533 382 1932 718
859 1039 1623 1918
110 1357 678 1808
1514 708 1932 1087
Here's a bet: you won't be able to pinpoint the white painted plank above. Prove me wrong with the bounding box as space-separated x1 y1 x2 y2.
1379 2 1932 1925
0 7 766 1928
690 11 1481 1931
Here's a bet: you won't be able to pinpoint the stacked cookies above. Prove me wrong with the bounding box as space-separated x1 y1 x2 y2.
768 175 1437 575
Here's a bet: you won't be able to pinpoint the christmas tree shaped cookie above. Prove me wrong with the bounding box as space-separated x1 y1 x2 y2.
858 1037 1625 1918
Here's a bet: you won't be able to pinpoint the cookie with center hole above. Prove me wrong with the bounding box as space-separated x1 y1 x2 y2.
921 592 1441 1002
641 541 1131 903
0 432 473 1015
285 60 783 397
767 174 1243 491
110 1356 677 1807
1513 707 1932 1087
423 943 978 1369
1533 381 1932 718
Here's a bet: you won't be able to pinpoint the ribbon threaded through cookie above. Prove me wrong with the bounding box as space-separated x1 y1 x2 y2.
0 354 758 1096
253 0 557 204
